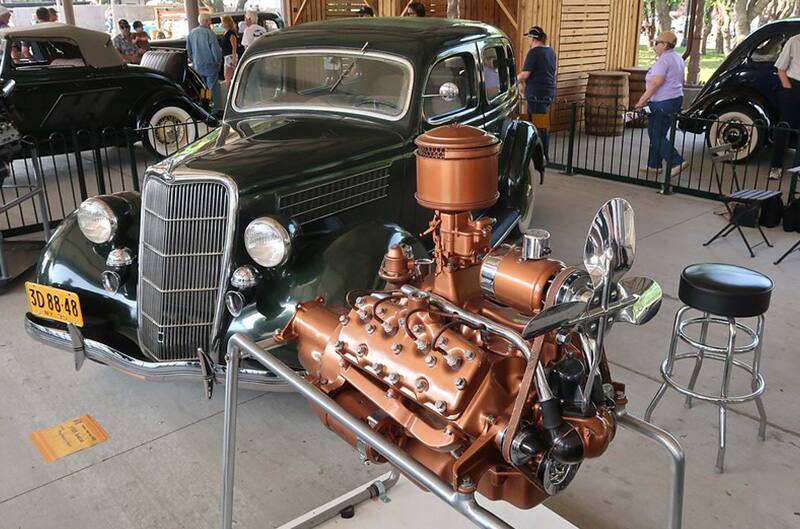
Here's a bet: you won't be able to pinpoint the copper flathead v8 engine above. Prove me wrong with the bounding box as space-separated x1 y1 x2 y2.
275 125 662 509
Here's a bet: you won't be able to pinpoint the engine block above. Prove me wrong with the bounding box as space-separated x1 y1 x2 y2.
276 124 653 510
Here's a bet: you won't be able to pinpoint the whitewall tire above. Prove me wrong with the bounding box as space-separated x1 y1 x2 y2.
706 106 764 163
143 105 198 157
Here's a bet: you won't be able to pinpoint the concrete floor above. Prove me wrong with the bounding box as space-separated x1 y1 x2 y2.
1 171 799 529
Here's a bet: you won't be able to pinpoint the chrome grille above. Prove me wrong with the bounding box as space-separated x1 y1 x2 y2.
138 177 232 361
277 166 390 225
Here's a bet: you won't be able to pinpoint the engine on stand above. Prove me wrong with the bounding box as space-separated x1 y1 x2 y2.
274 124 662 510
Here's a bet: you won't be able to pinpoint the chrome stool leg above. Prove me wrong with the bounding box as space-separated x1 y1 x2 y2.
645 306 691 422
684 312 709 409
715 318 737 473
752 315 768 441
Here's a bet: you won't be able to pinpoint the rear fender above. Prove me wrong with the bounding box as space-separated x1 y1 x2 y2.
687 89 774 128
222 221 426 365
487 119 540 240
498 119 543 203
133 90 214 130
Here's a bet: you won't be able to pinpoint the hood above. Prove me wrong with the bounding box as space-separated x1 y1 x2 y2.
174 114 408 193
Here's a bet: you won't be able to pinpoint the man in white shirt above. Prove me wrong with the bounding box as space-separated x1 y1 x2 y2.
769 34 800 180
241 11 266 49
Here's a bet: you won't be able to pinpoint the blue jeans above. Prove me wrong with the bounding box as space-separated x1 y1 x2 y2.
646 96 683 169
527 98 552 159
201 72 222 111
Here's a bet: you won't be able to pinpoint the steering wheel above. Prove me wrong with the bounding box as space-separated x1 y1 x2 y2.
354 97 399 111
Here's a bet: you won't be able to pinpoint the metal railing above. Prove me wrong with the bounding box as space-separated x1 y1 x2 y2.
1 120 215 238
5 104 798 239
541 99 800 201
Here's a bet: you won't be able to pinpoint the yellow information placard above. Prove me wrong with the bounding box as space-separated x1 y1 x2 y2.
30 415 108 463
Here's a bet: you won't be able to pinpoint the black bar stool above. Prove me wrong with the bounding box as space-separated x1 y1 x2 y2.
644 263 771 473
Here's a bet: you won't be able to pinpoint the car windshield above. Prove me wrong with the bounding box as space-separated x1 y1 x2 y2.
233 50 413 120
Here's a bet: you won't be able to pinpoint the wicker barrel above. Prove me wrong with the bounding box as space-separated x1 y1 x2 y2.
622 67 649 128
585 71 630 136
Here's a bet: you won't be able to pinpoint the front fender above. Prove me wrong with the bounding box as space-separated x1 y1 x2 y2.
222 221 426 365
33 203 140 345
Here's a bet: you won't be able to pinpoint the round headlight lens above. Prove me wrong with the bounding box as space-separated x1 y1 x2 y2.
244 217 290 267
77 198 118 244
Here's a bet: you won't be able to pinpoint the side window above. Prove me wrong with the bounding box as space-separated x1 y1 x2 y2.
750 35 785 63
10 39 86 69
506 44 517 88
481 46 508 100
423 54 476 121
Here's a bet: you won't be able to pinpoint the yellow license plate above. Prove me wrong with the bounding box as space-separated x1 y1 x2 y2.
25 282 84 327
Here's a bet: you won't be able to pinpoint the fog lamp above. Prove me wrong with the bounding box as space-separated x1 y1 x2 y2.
225 290 246 317
231 265 261 290
106 247 134 268
101 270 121 293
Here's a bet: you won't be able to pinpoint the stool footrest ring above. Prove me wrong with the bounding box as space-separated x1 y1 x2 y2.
660 353 766 404
677 316 759 355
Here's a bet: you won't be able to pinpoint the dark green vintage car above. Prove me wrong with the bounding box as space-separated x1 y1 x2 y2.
24 17 544 393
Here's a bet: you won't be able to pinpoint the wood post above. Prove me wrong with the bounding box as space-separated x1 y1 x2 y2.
61 0 76 25
282 0 293 26
185 0 199 30
686 0 706 85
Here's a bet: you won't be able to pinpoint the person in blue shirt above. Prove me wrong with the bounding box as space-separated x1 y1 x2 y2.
187 13 223 110
517 26 557 160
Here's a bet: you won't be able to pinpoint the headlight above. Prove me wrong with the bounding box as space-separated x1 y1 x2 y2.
77 197 118 244
244 217 290 267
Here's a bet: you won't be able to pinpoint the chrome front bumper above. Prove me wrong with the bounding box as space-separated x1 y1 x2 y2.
25 315 297 393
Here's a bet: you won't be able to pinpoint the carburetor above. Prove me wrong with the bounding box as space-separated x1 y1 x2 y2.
275 124 661 509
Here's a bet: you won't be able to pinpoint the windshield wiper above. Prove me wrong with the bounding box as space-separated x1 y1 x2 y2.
329 41 370 94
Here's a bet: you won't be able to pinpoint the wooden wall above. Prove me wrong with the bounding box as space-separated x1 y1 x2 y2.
284 0 642 123
501 0 641 129
461 0 521 52
388 0 449 16
287 0 379 24
606 0 642 70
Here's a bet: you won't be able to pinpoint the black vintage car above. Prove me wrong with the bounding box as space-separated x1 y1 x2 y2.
24 18 544 391
0 24 214 155
681 18 800 161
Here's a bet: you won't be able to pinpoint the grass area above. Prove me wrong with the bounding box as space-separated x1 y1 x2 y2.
638 45 726 84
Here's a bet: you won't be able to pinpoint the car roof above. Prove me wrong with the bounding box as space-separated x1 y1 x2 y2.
247 17 501 59
762 17 800 27
0 23 123 68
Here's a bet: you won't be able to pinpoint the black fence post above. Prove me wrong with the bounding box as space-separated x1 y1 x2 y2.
91 130 107 195
125 128 140 192
565 101 577 175
71 131 89 202
660 112 678 195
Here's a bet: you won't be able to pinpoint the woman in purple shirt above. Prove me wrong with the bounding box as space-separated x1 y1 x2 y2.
636 31 688 176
